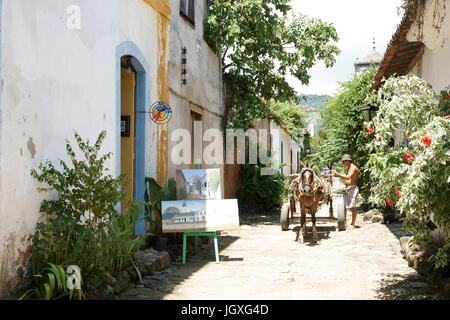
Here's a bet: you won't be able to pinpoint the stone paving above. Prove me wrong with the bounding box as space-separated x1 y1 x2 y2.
117 208 440 300
116 178 441 300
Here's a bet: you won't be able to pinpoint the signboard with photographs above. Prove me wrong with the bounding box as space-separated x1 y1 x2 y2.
176 169 221 200
161 199 239 233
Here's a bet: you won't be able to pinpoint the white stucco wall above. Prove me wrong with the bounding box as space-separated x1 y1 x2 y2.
407 0 450 92
0 0 166 296
270 121 293 176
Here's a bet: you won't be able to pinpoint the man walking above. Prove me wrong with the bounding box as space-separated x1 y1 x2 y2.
332 154 359 229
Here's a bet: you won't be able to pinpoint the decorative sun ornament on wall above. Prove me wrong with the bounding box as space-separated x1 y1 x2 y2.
150 101 172 125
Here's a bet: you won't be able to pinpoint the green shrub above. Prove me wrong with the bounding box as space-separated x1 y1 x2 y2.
367 75 449 268
238 153 287 212
27 131 148 296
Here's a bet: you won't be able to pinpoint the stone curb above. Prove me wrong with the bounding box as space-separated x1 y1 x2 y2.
399 236 449 299
91 248 171 300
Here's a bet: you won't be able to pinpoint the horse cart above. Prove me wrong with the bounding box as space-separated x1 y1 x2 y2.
280 164 346 241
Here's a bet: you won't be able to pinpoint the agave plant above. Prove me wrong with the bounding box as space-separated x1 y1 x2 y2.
144 177 177 235
19 263 82 300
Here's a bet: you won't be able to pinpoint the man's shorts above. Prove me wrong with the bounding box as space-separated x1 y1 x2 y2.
343 185 359 208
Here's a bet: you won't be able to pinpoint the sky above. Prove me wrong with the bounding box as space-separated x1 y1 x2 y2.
287 0 404 96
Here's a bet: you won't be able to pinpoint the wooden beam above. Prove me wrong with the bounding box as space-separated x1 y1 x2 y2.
406 46 425 74
142 0 171 19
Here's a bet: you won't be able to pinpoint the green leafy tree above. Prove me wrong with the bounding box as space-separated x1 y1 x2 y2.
204 0 340 130
309 128 344 168
310 67 378 197
270 101 309 142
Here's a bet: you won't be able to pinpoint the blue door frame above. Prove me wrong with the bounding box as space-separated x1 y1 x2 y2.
116 42 149 236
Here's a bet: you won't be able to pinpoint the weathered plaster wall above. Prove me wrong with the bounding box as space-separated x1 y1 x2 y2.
407 0 450 92
167 0 224 194
0 0 118 297
270 121 293 177
0 0 170 297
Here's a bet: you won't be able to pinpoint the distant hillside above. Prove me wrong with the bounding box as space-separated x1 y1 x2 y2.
297 94 331 131
297 94 330 110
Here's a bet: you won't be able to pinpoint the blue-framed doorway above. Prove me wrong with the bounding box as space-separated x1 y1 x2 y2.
116 42 149 236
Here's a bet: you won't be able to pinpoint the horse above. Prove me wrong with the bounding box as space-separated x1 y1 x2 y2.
290 162 327 242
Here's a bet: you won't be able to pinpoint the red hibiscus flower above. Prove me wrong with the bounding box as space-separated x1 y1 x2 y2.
367 128 374 134
386 199 393 207
405 134 408 139
443 96 446 101
420 136 432 147
440 114 444 117
396 190 402 198
404 153 414 163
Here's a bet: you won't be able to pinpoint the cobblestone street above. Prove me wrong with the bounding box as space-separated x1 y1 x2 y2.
118 187 440 300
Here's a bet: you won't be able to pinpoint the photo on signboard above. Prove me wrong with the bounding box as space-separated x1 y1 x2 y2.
161 199 239 233
176 169 221 200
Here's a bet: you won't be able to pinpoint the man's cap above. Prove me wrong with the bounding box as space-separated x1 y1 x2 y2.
341 154 352 162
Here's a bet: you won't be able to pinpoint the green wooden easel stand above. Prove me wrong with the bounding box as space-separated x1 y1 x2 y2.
182 160 220 264
182 231 220 264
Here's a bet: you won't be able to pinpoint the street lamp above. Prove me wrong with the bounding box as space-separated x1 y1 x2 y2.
360 104 378 122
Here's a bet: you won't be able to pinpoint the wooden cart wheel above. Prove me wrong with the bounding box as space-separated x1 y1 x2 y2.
280 202 291 231
337 200 346 231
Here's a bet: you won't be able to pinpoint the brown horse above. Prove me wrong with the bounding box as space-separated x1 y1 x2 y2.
291 162 327 242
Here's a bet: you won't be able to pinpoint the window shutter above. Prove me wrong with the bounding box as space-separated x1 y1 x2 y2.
180 0 195 24
180 0 186 14
204 0 211 20
188 0 195 22
281 142 284 163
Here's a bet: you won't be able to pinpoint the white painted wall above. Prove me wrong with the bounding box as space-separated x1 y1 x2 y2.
407 0 450 92
0 0 166 296
270 121 294 176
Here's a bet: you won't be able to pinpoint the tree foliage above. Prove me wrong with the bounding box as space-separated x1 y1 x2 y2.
309 67 378 195
204 0 340 130
270 102 308 143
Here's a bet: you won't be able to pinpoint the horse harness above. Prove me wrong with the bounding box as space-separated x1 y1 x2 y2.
291 168 325 208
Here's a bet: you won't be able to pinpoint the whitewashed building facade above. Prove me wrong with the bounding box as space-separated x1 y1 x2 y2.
0 0 171 297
